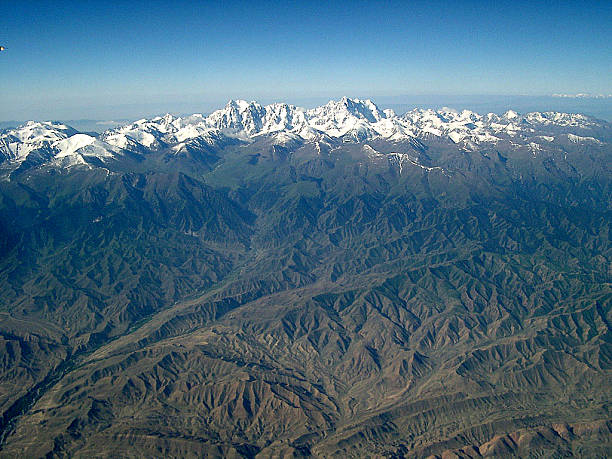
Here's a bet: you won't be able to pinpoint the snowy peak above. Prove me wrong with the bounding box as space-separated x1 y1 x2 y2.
7 121 77 144
258 103 306 133
399 106 610 146
54 134 119 160
103 112 213 149
304 98 395 139
0 121 123 167
308 97 387 123
204 97 396 140
0 121 78 162
207 100 267 135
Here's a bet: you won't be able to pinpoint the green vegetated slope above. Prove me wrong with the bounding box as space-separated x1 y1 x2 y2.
0 135 610 458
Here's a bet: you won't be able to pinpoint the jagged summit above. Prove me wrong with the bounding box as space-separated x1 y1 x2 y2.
1 98 609 170
110 97 611 146
310 97 388 123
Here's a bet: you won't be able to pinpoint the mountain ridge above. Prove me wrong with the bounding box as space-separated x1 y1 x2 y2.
2 98 610 173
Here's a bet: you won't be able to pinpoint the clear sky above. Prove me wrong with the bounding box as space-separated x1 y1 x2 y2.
1 0 611 120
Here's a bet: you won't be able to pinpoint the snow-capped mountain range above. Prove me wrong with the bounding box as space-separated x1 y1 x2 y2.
1 97 609 167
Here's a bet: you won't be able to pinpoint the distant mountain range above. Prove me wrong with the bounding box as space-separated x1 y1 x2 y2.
0 98 610 458
2 98 610 171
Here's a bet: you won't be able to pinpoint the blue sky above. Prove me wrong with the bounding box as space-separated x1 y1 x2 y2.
1 0 611 120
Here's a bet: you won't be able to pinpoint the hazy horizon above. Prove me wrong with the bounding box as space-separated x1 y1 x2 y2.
1 94 611 133
1 0 610 122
